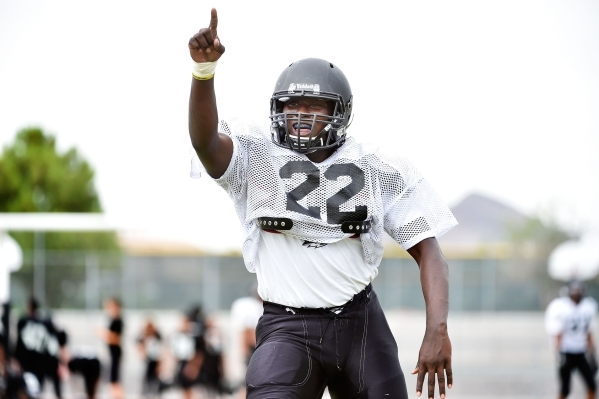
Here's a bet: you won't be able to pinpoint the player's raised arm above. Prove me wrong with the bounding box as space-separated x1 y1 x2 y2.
188 8 232 179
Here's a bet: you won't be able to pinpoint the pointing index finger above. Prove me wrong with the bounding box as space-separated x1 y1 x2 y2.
209 8 218 33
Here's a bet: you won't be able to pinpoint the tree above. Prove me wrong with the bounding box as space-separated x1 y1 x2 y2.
0 127 119 251
508 206 576 259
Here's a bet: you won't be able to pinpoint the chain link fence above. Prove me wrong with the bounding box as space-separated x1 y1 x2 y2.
9 251 586 312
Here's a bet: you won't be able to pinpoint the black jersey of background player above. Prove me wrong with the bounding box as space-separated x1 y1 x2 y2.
108 317 123 347
68 347 102 399
15 298 49 377
15 316 49 378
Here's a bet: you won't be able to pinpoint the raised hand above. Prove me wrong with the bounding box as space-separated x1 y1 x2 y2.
188 8 225 63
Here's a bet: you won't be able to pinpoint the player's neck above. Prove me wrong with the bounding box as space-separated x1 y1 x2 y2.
306 147 336 163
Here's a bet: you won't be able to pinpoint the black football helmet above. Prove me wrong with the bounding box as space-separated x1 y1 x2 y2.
270 58 353 154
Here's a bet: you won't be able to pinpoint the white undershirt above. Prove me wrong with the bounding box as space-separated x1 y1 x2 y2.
255 231 377 308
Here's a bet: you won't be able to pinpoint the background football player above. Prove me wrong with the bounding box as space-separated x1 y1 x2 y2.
188 8 457 399
546 280 598 399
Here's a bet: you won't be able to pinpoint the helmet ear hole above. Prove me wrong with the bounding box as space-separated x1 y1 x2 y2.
329 63 334 68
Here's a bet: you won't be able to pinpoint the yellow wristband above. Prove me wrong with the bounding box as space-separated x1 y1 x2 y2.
192 61 217 80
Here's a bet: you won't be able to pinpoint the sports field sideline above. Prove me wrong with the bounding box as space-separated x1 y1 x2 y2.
43 309 592 399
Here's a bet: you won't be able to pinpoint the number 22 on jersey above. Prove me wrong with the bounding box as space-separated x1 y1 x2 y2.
279 160 368 224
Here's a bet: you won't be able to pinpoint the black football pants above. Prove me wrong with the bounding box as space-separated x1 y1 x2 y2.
559 352 596 396
246 285 408 399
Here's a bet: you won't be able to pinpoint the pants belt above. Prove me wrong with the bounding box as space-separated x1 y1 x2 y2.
263 284 372 316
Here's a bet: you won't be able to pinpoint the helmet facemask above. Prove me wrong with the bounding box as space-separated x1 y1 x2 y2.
270 92 351 154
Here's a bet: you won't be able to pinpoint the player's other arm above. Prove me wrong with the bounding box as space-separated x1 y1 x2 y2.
408 237 452 399
188 8 233 179
105 329 121 346
556 333 563 351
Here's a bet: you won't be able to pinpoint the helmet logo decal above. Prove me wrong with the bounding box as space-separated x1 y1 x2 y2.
288 83 320 94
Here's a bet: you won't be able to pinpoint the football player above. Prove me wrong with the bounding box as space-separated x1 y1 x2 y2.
545 280 598 399
100 298 124 399
15 297 48 388
188 8 457 399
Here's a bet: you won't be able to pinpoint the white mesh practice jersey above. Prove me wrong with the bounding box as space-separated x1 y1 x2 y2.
545 296 598 353
191 118 457 274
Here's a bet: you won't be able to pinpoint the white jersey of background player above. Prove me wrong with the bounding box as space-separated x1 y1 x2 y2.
546 282 598 354
188 8 457 399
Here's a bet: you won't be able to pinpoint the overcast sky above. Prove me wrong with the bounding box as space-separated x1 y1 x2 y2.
1 0 598 252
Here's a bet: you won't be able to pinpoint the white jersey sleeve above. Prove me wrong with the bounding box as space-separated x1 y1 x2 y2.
375 154 458 250
545 297 567 336
212 119 250 202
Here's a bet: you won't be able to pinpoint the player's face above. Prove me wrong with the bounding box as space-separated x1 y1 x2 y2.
569 286 583 303
104 300 120 317
282 97 334 138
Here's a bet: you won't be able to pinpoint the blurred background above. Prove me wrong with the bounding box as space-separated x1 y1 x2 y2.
1 0 599 398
